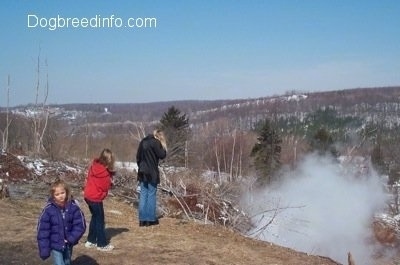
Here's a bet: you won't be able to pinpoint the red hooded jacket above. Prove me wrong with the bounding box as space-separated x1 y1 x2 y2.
83 159 112 202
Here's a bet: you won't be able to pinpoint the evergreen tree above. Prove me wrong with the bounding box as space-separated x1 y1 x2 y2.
250 119 282 184
303 107 361 143
310 127 338 156
159 106 190 167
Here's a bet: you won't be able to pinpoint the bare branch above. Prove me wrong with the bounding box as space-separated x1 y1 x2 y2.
248 202 306 237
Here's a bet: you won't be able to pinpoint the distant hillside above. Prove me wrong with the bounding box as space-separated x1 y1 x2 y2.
45 86 400 128
3 86 400 127
2 85 400 163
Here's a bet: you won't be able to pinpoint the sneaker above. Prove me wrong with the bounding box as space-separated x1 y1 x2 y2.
97 244 114 252
84 241 97 248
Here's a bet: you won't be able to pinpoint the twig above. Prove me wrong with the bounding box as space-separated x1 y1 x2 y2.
249 204 306 219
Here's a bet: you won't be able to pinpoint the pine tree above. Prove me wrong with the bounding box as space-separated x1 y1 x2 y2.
310 127 337 156
159 106 190 167
250 119 282 184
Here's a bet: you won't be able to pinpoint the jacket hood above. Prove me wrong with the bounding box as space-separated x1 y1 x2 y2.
90 159 109 178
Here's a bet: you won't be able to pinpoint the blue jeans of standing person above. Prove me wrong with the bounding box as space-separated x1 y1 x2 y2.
51 244 72 265
138 181 158 221
85 199 108 247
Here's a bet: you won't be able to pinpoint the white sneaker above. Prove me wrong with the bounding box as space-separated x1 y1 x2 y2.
97 244 114 252
84 241 97 248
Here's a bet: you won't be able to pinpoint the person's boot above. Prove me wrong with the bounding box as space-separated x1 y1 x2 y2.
148 219 159 226
139 221 148 227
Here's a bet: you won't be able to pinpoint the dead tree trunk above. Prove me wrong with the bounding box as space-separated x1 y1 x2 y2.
229 129 236 182
1 75 12 151
31 50 49 156
214 137 221 184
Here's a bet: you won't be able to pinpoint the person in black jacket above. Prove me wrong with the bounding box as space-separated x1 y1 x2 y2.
136 129 167 226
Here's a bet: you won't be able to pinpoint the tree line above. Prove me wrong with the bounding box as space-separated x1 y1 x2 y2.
2 95 400 186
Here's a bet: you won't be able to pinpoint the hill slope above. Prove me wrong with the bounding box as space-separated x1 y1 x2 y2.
0 192 341 265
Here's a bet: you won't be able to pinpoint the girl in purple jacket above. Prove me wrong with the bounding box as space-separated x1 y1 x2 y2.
37 179 86 265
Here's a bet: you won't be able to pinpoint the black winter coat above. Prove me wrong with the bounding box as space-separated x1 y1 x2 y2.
136 134 167 184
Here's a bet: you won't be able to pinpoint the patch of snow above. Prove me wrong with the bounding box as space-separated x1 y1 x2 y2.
115 161 138 172
108 210 123 215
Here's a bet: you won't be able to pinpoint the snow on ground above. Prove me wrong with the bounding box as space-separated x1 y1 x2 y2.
115 161 138 172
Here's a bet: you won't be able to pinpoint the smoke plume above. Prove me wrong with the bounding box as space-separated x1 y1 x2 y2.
243 154 389 265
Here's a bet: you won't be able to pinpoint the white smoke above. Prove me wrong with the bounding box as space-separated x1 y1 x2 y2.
243 154 389 265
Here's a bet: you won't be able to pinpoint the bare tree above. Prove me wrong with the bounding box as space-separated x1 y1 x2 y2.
214 137 221 183
38 59 50 151
85 121 90 159
229 129 236 182
1 75 12 151
31 49 50 156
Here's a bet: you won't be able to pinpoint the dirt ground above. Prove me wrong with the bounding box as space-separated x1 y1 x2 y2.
0 190 343 265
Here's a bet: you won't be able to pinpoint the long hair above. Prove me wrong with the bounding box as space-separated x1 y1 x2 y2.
50 178 71 201
154 129 167 151
98 148 115 171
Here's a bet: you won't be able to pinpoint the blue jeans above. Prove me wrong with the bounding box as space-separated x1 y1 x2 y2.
138 181 157 221
51 245 72 265
85 199 108 247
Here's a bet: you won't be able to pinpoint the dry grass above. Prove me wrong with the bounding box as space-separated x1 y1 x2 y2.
0 192 342 265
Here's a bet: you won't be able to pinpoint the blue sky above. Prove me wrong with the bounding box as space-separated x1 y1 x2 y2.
1 1 399 107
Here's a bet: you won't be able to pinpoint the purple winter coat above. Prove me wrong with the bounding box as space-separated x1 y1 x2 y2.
36 198 86 260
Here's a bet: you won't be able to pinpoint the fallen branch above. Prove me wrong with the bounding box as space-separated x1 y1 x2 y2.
248 200 306 237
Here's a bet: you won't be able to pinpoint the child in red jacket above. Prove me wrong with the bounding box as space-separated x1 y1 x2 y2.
83 148 115 251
